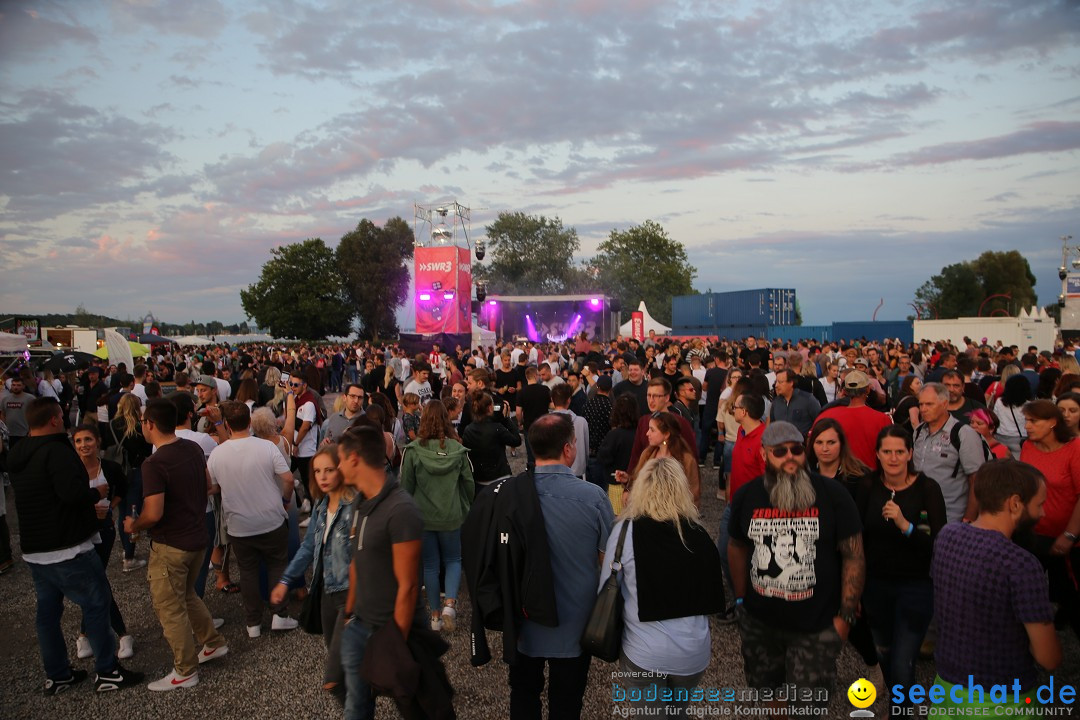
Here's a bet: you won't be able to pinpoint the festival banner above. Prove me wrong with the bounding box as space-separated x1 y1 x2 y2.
415 246 471 334
631 312 644 341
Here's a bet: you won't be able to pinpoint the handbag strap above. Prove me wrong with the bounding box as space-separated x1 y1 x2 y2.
609 520 631 574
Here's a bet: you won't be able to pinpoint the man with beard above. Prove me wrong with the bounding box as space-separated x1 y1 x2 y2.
727 421 863 709
929 459 1060 709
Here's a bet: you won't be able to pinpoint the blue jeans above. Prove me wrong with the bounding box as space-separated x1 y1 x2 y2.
421 528 462 613
722 442 734 475
118 468 143 560
194 510 215 599
28 550 118 678
82 519 127 637
862 576 933 703
341 620 375 720
717 505 733 597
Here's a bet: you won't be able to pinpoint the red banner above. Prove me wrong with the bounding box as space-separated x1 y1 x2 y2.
415 246 471 334
631 312 644 341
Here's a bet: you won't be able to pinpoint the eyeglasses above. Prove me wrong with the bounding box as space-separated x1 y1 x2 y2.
346 394 364 400
646 393 668 400
769 444 806 459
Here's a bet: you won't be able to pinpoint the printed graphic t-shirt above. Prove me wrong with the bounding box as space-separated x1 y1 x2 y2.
728 472 861 633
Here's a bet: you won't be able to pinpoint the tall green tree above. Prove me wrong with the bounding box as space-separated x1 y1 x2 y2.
474 212 581 294
240 238 353 339
914 250 1037 318
337 217 414 341
588 220 696 326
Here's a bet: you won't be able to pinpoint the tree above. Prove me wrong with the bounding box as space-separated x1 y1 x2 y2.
914 250 1037 319
240 238 353 339
587 220 696 326
337 217 414 341
474 212 581 294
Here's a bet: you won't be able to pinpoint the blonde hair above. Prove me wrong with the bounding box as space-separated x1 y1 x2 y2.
1000 364 1020 383
1060 355 1080 375
621 456 700 544
249 407 279 440
117 393 143 439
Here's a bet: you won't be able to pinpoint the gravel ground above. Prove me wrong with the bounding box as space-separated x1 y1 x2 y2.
2 446 1077 719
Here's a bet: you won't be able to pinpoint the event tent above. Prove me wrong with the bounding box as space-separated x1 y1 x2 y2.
0 332 28 353
472 323 496 348
618 301 672 337
173 335 214 346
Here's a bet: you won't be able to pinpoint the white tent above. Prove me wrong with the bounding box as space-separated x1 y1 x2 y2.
618 301 672 337
472 323 496 348
173 335 214 346
0 332 29 353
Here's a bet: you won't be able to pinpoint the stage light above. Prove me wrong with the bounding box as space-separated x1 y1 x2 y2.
488 300 497 306
432 281 443 291
476 282 486 302
443 291 455 301
475 240 485 261
589 298 600 308
419 292 432 302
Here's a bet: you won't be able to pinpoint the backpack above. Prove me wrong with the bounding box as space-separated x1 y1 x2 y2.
913 420 993 478
103 422 132 475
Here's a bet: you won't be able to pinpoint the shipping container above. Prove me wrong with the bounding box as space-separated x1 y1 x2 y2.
831 321 913 344
672 289 798 329
912 316 1056 351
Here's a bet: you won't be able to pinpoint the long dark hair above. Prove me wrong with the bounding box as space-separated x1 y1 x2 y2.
609 394 640 430
1001 375 1032 408
1023 399 1074 445
807 418 870 478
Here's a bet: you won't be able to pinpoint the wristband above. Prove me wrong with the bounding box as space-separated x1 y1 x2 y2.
903 523 915 537
215 421 224 427
1064 531 1078 543
734 597 744 606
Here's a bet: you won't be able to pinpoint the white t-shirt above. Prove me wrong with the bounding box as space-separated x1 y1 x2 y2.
215 377 232 400
176 428 219 512
131 383 148 405
403 379 433 405
510 348 524 366
37 379 61 400
90 467 110 513
207 436 290 537
295 400 318 457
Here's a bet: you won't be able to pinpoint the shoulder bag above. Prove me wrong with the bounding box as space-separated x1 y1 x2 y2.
580 520 630 662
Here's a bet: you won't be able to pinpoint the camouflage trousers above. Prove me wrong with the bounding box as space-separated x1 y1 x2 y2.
736 607 842 705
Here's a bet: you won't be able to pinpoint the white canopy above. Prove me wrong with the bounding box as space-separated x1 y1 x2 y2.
619 301 672 336
172 335 214 346
472 323 496 348
0 332 29 353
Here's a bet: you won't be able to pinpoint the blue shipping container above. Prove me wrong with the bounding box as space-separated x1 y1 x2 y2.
672 289 798 329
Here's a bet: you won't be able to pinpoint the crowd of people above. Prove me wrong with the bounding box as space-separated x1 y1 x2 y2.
0 330 1078 717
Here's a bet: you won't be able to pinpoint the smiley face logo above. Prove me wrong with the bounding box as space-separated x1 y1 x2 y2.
847 678 876 709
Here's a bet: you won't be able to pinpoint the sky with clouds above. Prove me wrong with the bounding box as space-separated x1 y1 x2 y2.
1 0 1078 329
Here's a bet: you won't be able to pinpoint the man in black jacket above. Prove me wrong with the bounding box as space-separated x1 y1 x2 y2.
9 398 143 694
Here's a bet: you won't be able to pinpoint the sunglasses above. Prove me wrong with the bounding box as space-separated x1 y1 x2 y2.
769 444 806 459
290 382 303 388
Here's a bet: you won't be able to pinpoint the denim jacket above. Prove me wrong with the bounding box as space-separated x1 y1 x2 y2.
280 494 354 594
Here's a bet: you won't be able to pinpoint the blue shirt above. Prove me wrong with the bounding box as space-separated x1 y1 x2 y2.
518 464 614 658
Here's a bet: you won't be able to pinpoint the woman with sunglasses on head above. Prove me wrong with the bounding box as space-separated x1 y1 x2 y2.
71 424 136 661
856 426 946 709
807 418 881 691
967 408 1011 459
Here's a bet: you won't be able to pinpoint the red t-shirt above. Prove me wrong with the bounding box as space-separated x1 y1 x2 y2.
1019 439 1080 538
730 423 765 499
814 405 893 471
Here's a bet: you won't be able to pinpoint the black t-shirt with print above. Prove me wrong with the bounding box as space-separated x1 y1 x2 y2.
729 472 861 633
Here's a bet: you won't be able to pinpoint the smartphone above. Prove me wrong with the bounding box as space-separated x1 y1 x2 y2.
279 372 291 388
493 404 503 413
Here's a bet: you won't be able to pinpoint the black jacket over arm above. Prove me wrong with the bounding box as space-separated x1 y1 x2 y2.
461 471 558 666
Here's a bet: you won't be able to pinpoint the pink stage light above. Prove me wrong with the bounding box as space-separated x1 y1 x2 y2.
488 300 497 306
419 292 432 302
589 298 601 307
443 291 455 301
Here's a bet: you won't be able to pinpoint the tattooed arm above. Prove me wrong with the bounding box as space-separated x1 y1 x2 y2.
834 532 865 641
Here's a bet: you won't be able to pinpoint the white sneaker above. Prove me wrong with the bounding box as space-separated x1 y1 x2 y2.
246 625 261 638
118 635 135 660
441 605 456 632
76 635 93 659
299 499 312 514
122 558 146 573
213 618 225 630
147 669 198 692
271 614 298 631
197 644 228 664
430 616 443 632
299 517 310 528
